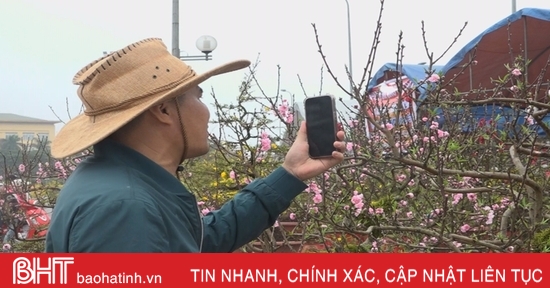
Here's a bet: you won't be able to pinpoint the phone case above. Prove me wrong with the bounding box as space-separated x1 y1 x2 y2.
304 95 338 159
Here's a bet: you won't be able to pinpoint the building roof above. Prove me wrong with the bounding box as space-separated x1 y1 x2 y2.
0 113 60 124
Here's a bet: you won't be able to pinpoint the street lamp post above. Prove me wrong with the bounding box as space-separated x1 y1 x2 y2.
512 0 517 13
281 89 302 139
281 89 295 109
172 0 180 58
345 0 353 96
172 0 217 61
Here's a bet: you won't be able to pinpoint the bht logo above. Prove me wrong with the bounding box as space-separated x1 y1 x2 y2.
13 257 74 284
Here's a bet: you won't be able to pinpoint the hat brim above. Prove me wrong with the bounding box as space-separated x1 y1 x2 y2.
51 59 250 159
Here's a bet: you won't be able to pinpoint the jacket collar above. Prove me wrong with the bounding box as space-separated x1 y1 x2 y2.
92 138 189 195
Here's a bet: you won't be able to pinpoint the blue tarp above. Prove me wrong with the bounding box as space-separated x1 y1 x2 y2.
442 8 550 79
367 63 443 103
436 105 526 132
366 60 549 136
439 8 550 137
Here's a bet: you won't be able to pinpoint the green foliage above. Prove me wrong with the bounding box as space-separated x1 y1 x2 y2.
12 240 45 253
533 229 550 252
5 2 550 254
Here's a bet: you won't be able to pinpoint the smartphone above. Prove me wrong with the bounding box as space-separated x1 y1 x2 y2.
304 95 338 158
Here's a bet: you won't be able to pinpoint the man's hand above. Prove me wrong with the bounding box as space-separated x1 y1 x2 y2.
282 121 346 181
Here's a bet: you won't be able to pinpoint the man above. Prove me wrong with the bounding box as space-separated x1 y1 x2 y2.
2 194 22 244
45 38 345 252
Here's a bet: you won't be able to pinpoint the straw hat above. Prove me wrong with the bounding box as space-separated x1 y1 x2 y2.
51 38 250 159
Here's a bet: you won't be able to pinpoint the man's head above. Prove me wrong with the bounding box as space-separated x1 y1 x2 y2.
110 85 211 163
51 38 249 163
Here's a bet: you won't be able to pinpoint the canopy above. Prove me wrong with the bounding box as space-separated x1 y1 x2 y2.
442 7 550 101
367 63 443 102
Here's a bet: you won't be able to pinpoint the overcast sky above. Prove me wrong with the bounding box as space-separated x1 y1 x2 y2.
1 0 549 134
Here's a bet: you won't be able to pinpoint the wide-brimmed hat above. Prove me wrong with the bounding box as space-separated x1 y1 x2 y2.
51 38 250 159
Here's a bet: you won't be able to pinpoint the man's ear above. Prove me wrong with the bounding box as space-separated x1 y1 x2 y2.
147 102 175 125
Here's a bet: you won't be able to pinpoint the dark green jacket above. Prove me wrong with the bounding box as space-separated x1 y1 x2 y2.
45 139 306 252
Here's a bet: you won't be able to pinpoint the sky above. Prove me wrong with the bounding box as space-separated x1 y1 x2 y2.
1 0 549 134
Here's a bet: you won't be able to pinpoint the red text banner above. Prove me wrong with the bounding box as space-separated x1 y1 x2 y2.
0 253 548 287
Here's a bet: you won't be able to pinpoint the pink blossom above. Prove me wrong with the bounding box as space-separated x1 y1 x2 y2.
371 241 379 252
36 165 46 179
525 116 534 125
273 221 279 227
285 114 294 124
406 193 414 198
511 68 522 76
260 131 271 151
289 213 296 220
55 161 68 179
406 211 413 218
422 117 428 122
229 170 236 179
18 164 25 173
313 194 323 204
460 224 471 233
412 135 419 141
437 129 449 138
2 243 11 251
484 206 495 225
343 205 350 210
351 191 364 216
452 193 463 205
375 208 384 214
467 193 477 202
346 142 354 151
427 73 440 83
385 123 394 130
408 179 415 186
351 191 363 206
306 182 321 194
277 99 295 124
429 121 439 130
197 201 205 206
277 100 289 115
399 200 408 207
397 174 407 182
500 198 510 206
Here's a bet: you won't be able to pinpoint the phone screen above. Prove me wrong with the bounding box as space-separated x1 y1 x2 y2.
304 95 337 158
